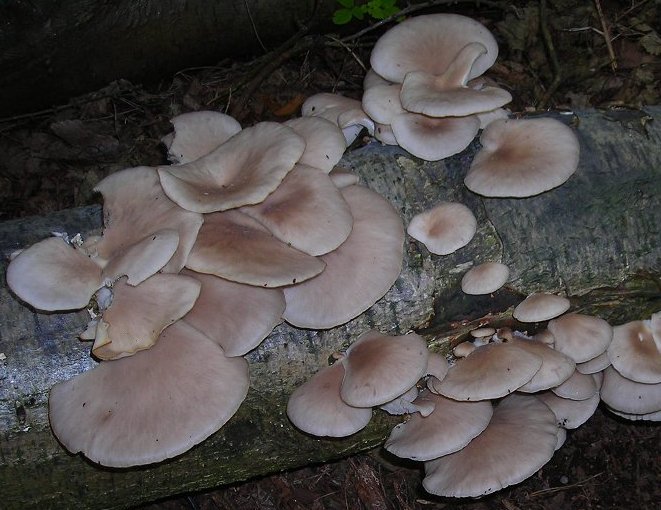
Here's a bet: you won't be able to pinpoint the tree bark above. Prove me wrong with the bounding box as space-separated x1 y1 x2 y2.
0 109 659 509
0 0 336 117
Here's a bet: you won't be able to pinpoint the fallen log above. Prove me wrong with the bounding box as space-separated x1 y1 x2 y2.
0 108 659 509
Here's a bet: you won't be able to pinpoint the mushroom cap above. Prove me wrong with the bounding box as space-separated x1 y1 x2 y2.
381 386 434 417
430 341 542 401
651 311 661 351
282 185 404 329
92 273 201 360
361 83 405 125
607 320 661 384
340 330 429 408
407 202 477 255
162 110 242 164
240 163 353 256
301 93 374 144
158 122 305 213
181 269 285 357
575 350 611 374
93 166 203 275
328 166 360 188
464 118 580 198
536 390 601 429
186 209 325 288
363 68 391 89
461 262 510 295
391 112 480 162
422 394 558 498
600 366 661 415
513 293 570 322
370 14 499 84
6 236 103 311
547 313 613 363
49 320 249 467
508 335 576 393
385 390 493 461
373 122 399 145
284 116 346 173
551 369 599 400
286 362 372 437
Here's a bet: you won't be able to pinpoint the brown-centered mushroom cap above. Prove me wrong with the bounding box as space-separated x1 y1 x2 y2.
158 122 305 213
282 185 404 329
422 394 558 498
547 313 613 363
240 163 353 256
7 236 103 311
181 269 285 357
385 390 493 461
464 118 580 198
370 14 499 84
49 320 249 467
461 262 510 295
407 202 477 255
92 273 201 360
340 330 429 408
286 362 372 437
513 292 570 322
607 320 661 384
162 110 242 164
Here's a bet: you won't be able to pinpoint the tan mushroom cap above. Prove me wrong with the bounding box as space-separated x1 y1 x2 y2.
391 112 480 162
536 390 600 429
92 166 203 275
7 236 103 312
452 341 477 358
422 394 558 498
340 330 429 408
92 274 201 360
430 341 542 401
551 369 599 400
284 117 346 173
607 320 661 384
282 185 404 329
240 164 353 256
407 202 477 255
286 362 372 437
576 350 611 374
651 311 661 351
464 118 580 197
547 313 613 363
513 293 571 323
181 269 285 356
600 365 661 415
361 83 405 125
461 262 510 295
381 386 436 417
370 14 499 84
425 352 450 381
158 122 305 213
49 320 249 468
187 209 325 288
386 390 493 461
399 43 511 117
162 110 242 164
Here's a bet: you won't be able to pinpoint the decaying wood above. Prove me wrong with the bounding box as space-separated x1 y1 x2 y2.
0 109 659 509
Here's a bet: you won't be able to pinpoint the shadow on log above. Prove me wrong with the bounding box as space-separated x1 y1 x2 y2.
0 109 660 508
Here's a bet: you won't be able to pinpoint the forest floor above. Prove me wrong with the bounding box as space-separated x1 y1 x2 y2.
1 1 659 509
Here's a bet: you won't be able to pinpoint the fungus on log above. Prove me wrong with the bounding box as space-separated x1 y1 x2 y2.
1 109 660 509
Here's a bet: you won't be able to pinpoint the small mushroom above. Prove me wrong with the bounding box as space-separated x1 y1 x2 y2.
461 262 510 295
513 293 571 323
407 202 477 255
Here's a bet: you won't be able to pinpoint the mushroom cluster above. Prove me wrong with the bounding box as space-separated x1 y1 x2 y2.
6 109 406 467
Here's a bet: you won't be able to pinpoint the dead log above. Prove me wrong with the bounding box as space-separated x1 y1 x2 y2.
0 109 659 509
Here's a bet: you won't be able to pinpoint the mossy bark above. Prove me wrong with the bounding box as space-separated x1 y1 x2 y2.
0 109 659 509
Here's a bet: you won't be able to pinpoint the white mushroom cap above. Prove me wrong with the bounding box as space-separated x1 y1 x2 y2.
282 185 404 329
181 269 285 357
513 293 571 322
340 330 429 408
328 166 360 188
286 362 372 437
301 93 374 144
373 122 398 145
607 320 661 384
536 390 601 429
361 83 405 125
407 202 477 255
6 236 103 311
422 394 558 498
186 209 325 287
461 262 510 295
162 110 242 164
385 390 493 461
464 118 580 198
547 313 613 363
600 366 661 415
363 68 391 89
158 122 305 213
430 341 542 401
92 273 201 360
284 116 346 173
391 112 480 162
370 14 499 84
49 320 249 467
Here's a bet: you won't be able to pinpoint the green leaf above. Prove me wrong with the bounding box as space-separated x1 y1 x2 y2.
332 9 354 25
640 31 661 56
351 6 365 20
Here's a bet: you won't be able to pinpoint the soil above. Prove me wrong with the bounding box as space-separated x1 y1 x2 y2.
1 1 659 509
